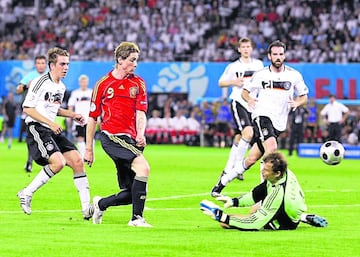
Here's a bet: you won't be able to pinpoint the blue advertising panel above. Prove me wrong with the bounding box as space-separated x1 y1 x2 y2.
1 61 359 103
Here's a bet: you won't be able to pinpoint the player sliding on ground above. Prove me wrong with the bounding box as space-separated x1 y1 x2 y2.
201 151 327 230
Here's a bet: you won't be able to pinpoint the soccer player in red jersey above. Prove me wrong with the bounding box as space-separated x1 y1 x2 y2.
84 42 152 227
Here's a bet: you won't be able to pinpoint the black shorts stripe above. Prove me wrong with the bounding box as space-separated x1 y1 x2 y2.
108 134 142 156
28 123 49 159
230 100 252 134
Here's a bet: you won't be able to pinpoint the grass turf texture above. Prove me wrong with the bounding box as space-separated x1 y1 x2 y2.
0 141 359 257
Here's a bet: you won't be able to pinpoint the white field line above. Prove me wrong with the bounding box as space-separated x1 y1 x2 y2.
146 189 360 201
1 189 359 214
1 204 360 215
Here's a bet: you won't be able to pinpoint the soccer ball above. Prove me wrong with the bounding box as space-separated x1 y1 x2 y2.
319 141 345 165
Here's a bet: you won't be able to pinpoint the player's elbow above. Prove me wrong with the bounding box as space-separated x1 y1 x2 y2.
23 107 31 115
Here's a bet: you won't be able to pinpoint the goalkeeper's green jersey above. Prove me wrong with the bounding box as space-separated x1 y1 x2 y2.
229 169 307 230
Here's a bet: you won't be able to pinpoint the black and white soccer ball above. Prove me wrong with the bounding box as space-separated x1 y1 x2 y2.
319 140 345 165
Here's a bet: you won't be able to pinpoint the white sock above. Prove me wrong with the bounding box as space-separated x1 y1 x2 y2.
235 138 250 163
73 173 90 213
224 143 238 173
77 141 85 159
221 160 246 185
24 165 55 195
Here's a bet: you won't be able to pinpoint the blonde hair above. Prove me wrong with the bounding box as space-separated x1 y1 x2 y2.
114 42 140 63
238 37 253 47
78 74 89 82
47 47 69 67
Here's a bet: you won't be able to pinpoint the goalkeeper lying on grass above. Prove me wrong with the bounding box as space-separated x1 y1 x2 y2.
200 151 328 230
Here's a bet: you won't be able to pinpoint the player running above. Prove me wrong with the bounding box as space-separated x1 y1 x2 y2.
211 37 263 196
211 40 309 196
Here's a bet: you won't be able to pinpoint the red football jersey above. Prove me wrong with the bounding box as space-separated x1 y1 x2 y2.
89 71 148 138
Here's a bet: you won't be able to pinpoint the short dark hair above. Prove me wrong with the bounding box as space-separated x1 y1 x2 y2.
267 40 286 54
34 55 46 62
262 151 287 177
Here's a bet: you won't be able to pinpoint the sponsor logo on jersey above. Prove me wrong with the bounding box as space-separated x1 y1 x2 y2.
261 80 291 90
44 91 63 104
243 70 255 78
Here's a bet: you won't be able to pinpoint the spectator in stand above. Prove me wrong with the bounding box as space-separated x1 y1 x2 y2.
161 110 173 144
145 109 165 144
185 109 201 146
341 108 359 145
2 1 360 63
214 99 233 148
305 98 318 143
201 101 216 146
170 109 188 144
0 92 16 149
320 94 349 142
288 106 308 156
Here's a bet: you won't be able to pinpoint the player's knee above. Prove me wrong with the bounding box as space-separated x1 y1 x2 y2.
51 157 66 172
242 126 253 140
134 165 150 177
64 151 84 170
246 155 258 167
132 156 150 177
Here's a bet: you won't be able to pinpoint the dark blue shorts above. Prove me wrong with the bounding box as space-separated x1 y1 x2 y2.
100 132 144 190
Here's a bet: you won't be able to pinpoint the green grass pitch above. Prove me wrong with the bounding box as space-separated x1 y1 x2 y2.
0 141 359 257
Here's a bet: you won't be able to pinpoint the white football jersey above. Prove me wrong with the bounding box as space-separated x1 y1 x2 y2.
68 88 92 124
244 65 309 131
23 73 66 128
218 58 264 112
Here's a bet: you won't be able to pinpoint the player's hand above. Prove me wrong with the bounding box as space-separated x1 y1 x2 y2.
135 134 147 147
216 196 234 209
84 149 94 167
73 113 85 126
288 96 298 111
50 122 63 135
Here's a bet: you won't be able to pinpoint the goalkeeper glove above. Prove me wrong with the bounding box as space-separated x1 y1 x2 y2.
216 196 239 209
200 200 223 221
216 196 235 208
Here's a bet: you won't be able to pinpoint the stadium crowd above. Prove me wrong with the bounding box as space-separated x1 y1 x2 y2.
1 0 360 63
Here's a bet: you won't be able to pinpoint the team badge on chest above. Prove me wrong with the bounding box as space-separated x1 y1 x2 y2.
129 87 138 98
